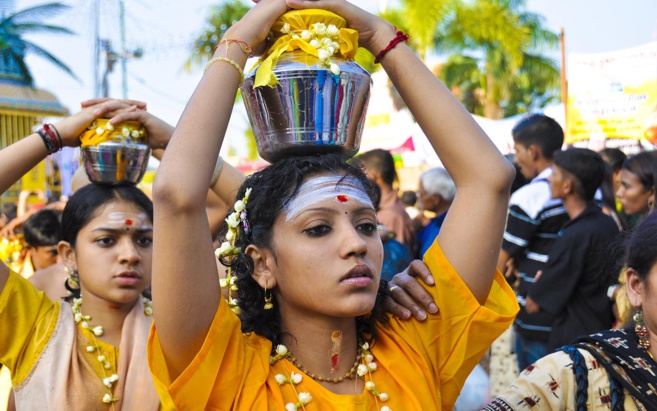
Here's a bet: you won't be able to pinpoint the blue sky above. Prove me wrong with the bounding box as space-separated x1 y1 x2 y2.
9 0 657 128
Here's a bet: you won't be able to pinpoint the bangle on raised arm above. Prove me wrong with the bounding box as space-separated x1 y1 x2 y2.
44 124 62 148
210 155 224 187
203 56 245 85
37 125 61 154
374 29 410 64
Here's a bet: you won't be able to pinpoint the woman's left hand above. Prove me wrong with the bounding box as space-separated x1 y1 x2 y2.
103 106 175 150
53 99 148 147
383 260 438 321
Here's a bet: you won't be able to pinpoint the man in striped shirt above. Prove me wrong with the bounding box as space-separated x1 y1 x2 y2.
498 114 568 371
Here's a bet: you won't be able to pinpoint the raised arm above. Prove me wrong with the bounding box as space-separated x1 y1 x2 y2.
290 0 515 304
0 100 143 294
151 0 287 378
95 103 246 236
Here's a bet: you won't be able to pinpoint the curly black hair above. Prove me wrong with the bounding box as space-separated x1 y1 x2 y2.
218 153 391 351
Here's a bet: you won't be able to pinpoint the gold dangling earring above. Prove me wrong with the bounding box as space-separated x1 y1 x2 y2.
65 266 80 296
264 286 273 310
634 308 651 350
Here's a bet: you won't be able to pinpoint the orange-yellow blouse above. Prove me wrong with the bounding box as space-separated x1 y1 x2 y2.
148 242 519 410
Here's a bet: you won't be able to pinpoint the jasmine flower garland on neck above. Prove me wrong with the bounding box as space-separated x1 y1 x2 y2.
71 296 153 406
270 343 392 410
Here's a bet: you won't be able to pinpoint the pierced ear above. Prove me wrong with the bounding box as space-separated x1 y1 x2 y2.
245 244 277 289
625 267 645 307
58 241 76 270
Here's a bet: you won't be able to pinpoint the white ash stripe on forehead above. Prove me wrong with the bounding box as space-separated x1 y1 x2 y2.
106 212 148 229
284 175 374 221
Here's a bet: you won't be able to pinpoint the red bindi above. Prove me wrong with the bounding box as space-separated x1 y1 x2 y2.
337 194 349 203
125 219 133 226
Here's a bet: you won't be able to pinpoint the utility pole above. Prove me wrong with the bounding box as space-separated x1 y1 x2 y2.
93 0 100 97
119 0 128 98
560 27 568 131
96 1 142 99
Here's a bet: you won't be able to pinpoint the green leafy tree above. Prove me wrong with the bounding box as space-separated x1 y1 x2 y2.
0 2 78 86
437 0 559 118
379 0 452 62
185 0 251 71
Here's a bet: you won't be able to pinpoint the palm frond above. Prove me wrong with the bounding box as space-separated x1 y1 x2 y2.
1 47 33 84
399 0 453 58
0 3 70 27
185 0 251 71
5 23 75 37
21 39 80 82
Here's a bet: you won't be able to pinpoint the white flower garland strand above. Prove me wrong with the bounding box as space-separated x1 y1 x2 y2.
72 296 153 406
216 187 252 314
270 343 392 410
280 22 344 75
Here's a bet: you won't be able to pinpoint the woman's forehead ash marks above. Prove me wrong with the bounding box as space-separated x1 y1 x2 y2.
284 176 373 221
106 211 149 231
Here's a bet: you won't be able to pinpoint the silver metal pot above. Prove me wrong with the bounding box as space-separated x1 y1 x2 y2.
81 142 151 185
241 51 371 163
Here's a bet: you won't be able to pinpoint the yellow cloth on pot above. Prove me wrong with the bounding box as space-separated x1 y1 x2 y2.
79 119 147 147
254 9 359 88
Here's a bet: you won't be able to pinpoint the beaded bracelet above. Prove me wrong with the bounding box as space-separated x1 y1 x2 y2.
37 129 59 154
43 124 62 149
217 39 252 55
374 29 410 64
204 56 245 85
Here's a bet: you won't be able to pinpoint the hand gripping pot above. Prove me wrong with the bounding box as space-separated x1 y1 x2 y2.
79 119 150 185
241 9 371 163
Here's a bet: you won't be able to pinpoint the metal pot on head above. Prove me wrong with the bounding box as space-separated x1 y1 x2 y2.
79 119 150 185
240 10 371 163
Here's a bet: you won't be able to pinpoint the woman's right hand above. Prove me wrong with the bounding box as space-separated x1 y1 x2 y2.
225 0 290 56
53 99 147 147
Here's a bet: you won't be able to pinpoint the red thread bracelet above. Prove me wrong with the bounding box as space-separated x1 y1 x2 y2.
43 124 62 149
41 124 61 152
374 30 410 64
217 38 253 55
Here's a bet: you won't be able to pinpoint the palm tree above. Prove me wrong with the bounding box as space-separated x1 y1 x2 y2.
185 0 251 72
0 2 78 86
379 0 452 62
436 0 559 118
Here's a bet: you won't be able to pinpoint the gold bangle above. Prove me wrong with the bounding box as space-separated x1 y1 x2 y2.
204 56 245 85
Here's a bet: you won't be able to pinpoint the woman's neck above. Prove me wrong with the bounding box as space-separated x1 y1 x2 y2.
75 292 137 346
280 313 361 390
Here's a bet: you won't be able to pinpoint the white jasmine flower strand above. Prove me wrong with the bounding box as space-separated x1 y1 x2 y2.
278 23 345 74
71 295 152 405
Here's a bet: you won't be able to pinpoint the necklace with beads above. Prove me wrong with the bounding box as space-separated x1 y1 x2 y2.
71 296 153 407
287 349 362 383
270 343 392 411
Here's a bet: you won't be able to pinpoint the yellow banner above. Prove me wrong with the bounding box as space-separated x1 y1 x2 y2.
566 42 657 154
20 161 47 192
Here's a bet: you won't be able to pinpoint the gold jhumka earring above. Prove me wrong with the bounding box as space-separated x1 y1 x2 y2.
264 286 273 310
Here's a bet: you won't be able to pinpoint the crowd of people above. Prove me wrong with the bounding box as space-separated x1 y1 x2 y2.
0 0 656 410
